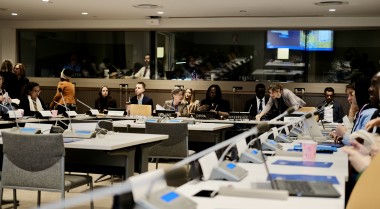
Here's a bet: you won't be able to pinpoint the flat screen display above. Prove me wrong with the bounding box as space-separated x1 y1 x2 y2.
267 30 333 51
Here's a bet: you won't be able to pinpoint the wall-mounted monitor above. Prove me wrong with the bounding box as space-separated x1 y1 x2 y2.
304 30 334 51
267 30 334 51
266 30 304 50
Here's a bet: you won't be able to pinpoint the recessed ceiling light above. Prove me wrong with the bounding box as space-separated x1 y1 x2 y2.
82 12 88 15
42 0 53 3
329 8 336 12
157 11 164 15
11 13 17 16
133 4 162 9
315 1 348 6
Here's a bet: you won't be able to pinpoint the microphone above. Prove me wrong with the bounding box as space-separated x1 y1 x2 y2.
0 103 41 134
0 103 20 129
269 106 295 122
247 104 253 113
76 98 99 116
57 88 73 131
259 113 313 151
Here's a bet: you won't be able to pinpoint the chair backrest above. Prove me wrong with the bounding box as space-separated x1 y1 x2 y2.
1 132 65 191
130 104 152 116
98 120 114 131
346 153 380 209
145 122 188 158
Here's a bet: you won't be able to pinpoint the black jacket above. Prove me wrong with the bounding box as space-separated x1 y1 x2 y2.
244 96 269 116
317 101 345 123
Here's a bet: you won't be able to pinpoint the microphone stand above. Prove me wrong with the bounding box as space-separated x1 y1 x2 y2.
0 103 20 131
56 89 73 131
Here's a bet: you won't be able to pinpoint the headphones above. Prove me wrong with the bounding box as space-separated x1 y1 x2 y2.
98 86 110 96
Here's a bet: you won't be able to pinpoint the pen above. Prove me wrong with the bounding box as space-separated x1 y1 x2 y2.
214 104 218 111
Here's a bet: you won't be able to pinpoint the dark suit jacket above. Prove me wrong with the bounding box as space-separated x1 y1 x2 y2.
18 96 47 116
317 101 345 123
130 95 154 111
245 96 269 116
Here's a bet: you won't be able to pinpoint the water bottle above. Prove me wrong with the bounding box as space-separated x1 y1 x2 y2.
191 70 197 80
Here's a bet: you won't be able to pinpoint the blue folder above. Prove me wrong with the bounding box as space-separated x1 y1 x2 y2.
272 159 333 168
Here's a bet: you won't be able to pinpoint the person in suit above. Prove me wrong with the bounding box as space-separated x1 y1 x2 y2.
163 87 188 117
130 82 154 110
18 82 47 116
95 86 117 113
255 84 306 121
244 83 269 119
199 84 230 118
316 87 345 123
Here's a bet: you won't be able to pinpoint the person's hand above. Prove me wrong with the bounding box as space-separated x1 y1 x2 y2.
255 114 261 121
335 125 347 137
343 146 372 173
198 104 209 111
350 140 370 155
0 95 4 102
176 112 181 117
365 118 380 131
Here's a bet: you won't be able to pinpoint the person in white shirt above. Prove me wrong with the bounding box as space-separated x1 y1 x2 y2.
316 87 344 123
133 54 151 79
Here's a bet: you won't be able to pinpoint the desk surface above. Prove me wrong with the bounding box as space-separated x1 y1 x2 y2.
113 120 234 131
0 130 168 151
177 150 347 209
64 132 168 150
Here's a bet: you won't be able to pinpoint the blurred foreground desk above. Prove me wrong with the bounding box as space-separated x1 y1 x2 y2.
177 148 347 209
0 131 168 179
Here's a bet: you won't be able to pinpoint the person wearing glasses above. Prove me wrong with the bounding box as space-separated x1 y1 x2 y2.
163 87 188 117
19 82 47 116
13 63 29 99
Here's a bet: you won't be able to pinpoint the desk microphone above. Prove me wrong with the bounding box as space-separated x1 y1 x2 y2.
76 98 99 116
0 103 41 134
247 104 253 113
269 106 295 122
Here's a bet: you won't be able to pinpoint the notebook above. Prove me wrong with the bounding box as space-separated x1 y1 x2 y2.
259 146 341 198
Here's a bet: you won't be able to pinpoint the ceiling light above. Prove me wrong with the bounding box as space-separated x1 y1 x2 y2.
315 1 348 6
133 4 162 9
42 0 53 3
82 12 88 15
329 8 336 12
157 11 164 15
11 13 17 16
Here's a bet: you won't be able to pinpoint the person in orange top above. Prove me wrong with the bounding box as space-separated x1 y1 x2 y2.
50 68 76 114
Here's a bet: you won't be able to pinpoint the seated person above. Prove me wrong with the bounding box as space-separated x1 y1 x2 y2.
245 83 269 117
18 82 47 116
163 87 188 117
95 86 117 113
130 82 154 110
183 88 200 114
316 87 344 123
256 84 306 121
332 75 379 145
199 84 230 118
132 54 151 79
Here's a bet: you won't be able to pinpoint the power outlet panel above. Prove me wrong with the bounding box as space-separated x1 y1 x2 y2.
233 86 243 90
119 84 128 89
294 88 305 93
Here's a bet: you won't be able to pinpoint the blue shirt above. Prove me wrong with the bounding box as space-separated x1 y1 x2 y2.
342 107 377 145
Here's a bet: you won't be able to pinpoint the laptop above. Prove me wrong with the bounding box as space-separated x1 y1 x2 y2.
303 117 335 143
259 147 341 198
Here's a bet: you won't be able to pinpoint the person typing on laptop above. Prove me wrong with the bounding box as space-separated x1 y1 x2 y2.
163 87 188 117
199 84 230 119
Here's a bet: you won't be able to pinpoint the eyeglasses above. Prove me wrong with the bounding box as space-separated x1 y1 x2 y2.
32 90 41 93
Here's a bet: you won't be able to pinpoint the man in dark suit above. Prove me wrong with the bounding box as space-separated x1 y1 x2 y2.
130 81 154 111
316 87 344 123
245 83 269 118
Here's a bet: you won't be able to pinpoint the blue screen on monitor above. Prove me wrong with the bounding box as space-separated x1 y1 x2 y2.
267 30 333 51
267 30 304 50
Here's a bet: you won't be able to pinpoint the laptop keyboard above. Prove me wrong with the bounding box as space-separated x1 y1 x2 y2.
277 180 315 195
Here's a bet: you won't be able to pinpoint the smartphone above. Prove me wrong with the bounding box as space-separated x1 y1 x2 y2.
193 190 218 198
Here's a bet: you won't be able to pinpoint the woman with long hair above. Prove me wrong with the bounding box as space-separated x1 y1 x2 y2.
13 63 29 99
183 88 200 114
95 86 117 113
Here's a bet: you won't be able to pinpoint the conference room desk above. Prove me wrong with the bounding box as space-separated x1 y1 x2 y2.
177 151 347 209
113 120 234 144
0 131 168 179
